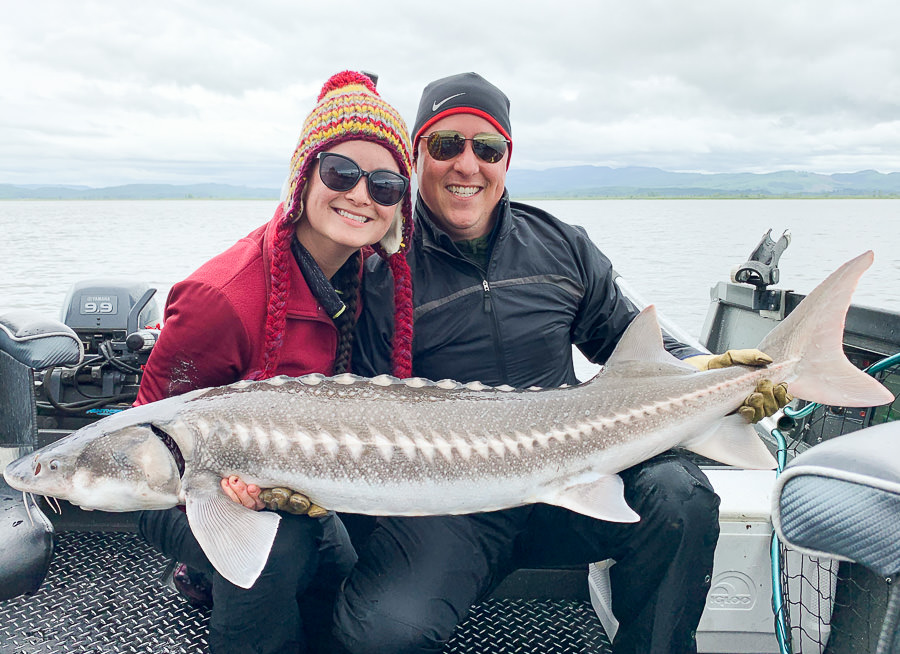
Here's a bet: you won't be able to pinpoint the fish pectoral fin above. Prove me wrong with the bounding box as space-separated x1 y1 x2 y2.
549 473 640 523
185 484 281 589
684 414 777 469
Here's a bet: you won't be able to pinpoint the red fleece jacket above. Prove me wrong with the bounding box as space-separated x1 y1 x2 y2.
136 207 342 405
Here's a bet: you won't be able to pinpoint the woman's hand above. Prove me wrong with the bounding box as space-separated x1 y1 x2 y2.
221 476 265 511
221 476 327 516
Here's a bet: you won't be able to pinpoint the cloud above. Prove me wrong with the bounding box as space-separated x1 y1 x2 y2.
3 0 900 186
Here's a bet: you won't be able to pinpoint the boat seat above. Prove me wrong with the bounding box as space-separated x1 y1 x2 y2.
0 310 82 601
772 420 900 577
0 309 83 371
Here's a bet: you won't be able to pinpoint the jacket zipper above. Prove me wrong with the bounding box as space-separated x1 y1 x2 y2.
480 278 509 380
433 241 509 382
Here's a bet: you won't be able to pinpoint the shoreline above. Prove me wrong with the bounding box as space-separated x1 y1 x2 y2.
2 194 899 201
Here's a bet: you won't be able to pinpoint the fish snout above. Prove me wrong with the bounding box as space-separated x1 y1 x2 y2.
4 453 52 493
4 451 73 498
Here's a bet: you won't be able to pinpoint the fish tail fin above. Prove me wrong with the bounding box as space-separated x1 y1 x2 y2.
757 251 893 407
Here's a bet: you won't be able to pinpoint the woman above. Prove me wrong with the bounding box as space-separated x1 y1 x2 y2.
135 70 414 654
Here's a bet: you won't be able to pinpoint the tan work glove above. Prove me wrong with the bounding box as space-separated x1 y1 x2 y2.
258 487 328 517
685 349 793 423
738 379 793 423
684 349 773 370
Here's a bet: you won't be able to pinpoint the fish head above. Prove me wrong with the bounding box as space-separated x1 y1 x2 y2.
4 404 185 512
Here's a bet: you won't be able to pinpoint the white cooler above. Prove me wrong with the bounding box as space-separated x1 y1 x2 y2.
588 468 836 653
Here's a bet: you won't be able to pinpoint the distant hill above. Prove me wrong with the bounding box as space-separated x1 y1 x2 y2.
3 168 900 200
505 166 900 198
0 183 280 200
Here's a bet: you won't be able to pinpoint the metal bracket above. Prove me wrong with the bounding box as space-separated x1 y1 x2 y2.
731 229 791 289
753 288 785 313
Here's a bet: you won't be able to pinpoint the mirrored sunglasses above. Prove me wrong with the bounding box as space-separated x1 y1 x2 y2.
423 131 510 164
316 152 409 206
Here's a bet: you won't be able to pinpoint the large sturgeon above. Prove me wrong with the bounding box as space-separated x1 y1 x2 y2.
5 252 894 589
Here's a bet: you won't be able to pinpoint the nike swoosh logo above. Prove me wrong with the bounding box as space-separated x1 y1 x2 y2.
433 93 465 111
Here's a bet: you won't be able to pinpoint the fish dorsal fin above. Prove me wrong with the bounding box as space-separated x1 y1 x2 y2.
185 478 281 589
684 414 777 469
545 472 640 523
605 306 696 372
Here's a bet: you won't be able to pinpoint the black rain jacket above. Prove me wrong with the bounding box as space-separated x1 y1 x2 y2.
353 192 699 387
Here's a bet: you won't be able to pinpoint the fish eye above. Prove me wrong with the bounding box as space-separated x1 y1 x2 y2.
49 460 59 471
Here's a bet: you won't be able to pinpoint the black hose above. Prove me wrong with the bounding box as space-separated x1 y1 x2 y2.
39 366 136 415
98 340 142 375
37 394 135 415
60 342 140 400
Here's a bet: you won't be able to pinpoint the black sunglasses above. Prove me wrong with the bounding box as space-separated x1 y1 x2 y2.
423 130 510 164
316 152 409 206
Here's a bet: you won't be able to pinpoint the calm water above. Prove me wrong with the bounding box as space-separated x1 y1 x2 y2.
1 199 898 378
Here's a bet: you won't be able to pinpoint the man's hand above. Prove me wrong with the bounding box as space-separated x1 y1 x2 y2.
685 349 773 370
738 379 792 423
684 349 793 423
258 487 328 517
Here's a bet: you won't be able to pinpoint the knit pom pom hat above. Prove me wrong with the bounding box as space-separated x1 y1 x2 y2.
282 70 413 257
255 71 414 380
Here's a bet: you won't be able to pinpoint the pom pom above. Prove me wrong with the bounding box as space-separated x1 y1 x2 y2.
318 70 377 101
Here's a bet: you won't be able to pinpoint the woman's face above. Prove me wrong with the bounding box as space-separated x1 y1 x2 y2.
298 140 403 260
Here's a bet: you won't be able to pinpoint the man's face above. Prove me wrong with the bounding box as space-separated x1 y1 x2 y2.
415 113 507 241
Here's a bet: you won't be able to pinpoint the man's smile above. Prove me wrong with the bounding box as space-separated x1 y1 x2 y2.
447 185 481 198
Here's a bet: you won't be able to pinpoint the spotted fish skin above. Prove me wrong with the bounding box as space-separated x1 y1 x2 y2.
5 252 894 589
170 365 770 517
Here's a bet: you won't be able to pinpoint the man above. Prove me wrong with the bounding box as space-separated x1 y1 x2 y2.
332 72 788 654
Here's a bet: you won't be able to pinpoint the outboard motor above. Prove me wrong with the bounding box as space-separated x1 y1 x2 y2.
38 279 161 432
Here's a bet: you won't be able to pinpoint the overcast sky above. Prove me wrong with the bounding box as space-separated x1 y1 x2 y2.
3 1 899 188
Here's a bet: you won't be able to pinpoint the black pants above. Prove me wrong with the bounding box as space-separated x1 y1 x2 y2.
139 508 356 654
333 451 720 654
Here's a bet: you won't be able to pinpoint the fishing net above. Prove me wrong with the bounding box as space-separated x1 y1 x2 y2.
776 354 900 654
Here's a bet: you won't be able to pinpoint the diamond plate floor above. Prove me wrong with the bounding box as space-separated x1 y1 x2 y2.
0 532 612 654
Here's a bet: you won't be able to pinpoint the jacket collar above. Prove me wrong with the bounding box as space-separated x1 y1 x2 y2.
414 190 512 253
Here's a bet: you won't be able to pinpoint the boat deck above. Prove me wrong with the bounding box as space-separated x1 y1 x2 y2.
0 530 613 654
